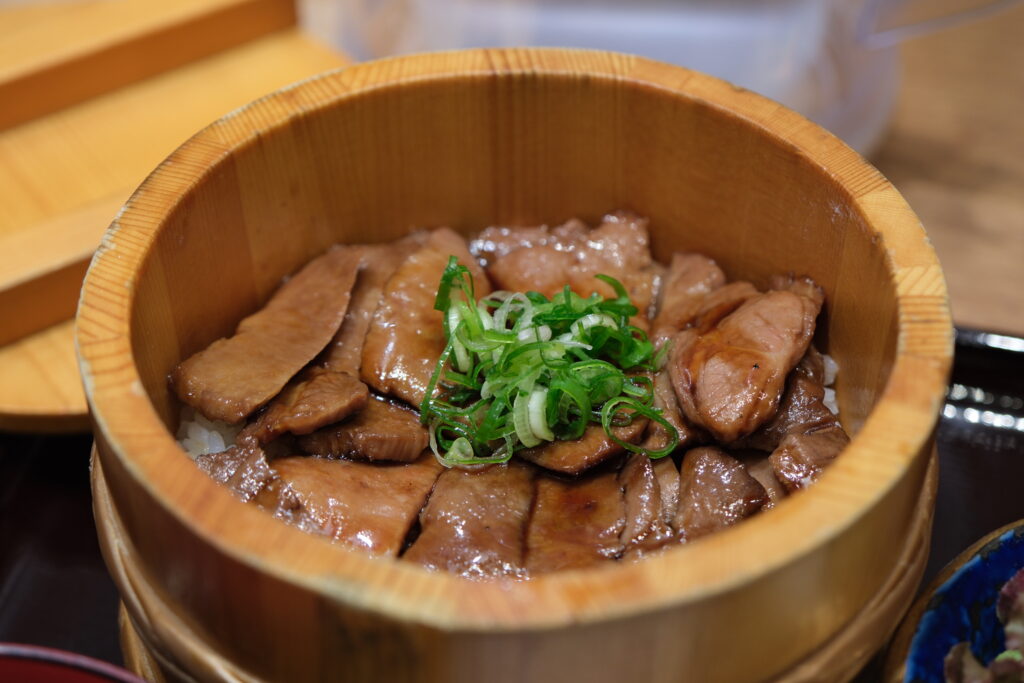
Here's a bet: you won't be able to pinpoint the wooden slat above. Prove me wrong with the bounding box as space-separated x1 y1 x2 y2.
0 0 296 131
0 29 348 430
0 29 347 348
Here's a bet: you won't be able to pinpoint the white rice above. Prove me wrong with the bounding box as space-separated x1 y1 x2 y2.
822 353 840 416
176 406 241 459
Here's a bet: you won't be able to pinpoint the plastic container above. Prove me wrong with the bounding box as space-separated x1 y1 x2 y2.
302 0 1019 154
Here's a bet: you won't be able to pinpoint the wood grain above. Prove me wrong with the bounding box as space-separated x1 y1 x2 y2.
96 448 939 683
78 49 952 682
0 0 296 131
0 321 88 433
873 3 1024 336
0 29 348 431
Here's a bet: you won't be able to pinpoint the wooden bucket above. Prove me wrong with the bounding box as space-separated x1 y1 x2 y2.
77 49 953 682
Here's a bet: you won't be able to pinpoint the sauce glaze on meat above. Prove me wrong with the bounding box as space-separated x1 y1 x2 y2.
173 213 849 580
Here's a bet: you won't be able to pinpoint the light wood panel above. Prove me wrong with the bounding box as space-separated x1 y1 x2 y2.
0 0 296 130
78 49 952 682
873 3 1024 336
0 29 348 431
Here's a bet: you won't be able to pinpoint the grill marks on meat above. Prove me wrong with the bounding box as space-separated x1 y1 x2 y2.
195 437 275 503
361 228 491 408
479 213 658 320
172 245 362 423
676 447 768 542
297 396 428 463
402 461 536 579
769 427 849 493
668 277 824 443
266 453 442 556
526 469 626 573
250 370 369 441
516 420 648 475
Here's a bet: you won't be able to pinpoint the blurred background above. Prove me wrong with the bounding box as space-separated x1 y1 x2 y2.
0 0 1022 679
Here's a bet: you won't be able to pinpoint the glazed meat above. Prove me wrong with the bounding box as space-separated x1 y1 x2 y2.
650 252 726 346
195 437 275 503
469 220 586 267
482 213 659 320
675 447 768 542
403 461 536 579
172 245 361 423
178 214 850 580
361 228 491 408
668 276 824 443
619 453 675 557
769 427 849 493
641 368 703 454
250 370 369 442
738 453 787 508
741 348 841 452
267 453 442 556
526 469 625 573
652 456 681 527
321 236 427 375
517 420 648 475
297 396 428 463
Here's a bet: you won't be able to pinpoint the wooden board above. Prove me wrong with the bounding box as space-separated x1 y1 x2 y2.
0 29 348 431
0 0 295 131
873 3 1024 336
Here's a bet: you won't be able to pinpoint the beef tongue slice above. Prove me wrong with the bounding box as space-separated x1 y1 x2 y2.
517 420 647 475
669 276 824 443
402 461 536 580
297 396 428 463
251 369 369 442
267 453 442 556
768 426 849 493
676 447 768 542
526 469 625 573
195 437 276 503
361 228 491 408
322 235 428 375
619 454 675 557
172 245 362 423
650 252 726 346
740 347 838 451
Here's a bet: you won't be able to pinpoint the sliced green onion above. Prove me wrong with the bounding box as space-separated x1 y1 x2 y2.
419 255 678 466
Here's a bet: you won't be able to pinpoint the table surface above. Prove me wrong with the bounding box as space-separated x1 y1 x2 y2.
872 2 1024 337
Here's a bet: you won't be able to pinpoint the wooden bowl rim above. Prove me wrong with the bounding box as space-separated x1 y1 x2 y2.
77 48 953 630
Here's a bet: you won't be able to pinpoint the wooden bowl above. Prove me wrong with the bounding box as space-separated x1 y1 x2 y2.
77 49 953 682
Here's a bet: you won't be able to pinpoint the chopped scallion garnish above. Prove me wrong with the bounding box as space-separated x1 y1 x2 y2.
419 256 678 466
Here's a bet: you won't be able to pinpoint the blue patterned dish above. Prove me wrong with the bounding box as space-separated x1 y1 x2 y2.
897 521 1024 682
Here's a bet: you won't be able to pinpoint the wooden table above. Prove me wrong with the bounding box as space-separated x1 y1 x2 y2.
873 2 1024 336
